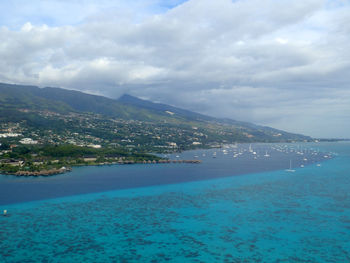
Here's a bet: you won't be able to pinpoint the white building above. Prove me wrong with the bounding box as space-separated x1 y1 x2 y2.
0 133 21 138
87 144 102 149
19 138 38 145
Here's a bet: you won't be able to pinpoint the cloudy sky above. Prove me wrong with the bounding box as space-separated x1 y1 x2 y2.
0 0 349 138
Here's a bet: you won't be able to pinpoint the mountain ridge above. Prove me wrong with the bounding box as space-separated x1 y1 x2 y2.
118 93 270 129
0 82 311 142
116 93 307 140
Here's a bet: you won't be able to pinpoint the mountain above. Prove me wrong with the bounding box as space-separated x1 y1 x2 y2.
118 94 214 122
0 82 311 145
0 83 161 121
119 93 262 126
0 83 211 123
117 93 308 141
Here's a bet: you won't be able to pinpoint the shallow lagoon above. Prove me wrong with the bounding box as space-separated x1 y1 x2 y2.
1 142 349 262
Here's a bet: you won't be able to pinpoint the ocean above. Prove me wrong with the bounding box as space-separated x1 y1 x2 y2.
0 142 349 262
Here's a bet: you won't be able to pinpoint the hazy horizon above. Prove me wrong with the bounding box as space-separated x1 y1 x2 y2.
1 0 349 138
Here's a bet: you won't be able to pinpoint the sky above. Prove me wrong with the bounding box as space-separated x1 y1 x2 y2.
0 0 349 138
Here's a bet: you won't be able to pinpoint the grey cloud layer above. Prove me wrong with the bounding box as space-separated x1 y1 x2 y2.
0 0 349 137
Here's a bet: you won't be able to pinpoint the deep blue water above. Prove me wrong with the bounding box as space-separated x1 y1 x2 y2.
0 143 328 205
0 142 349 262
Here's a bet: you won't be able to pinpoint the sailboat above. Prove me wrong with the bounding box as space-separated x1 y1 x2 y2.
249 144 253 152
285 160 295 172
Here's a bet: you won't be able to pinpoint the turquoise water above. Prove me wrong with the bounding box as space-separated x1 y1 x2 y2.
1 142 350 262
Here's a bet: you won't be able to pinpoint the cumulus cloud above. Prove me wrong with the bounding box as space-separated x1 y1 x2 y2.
0 0 349 137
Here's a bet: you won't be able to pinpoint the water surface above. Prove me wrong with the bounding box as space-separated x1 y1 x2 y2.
0 143 328 205
1 142 349 262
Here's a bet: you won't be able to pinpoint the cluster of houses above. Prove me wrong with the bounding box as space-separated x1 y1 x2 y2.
0 109 210 155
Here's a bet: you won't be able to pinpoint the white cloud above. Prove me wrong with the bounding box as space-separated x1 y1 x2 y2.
0 0 350 137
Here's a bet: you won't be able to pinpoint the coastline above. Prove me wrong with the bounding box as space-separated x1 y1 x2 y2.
0 142 337 206
0 159 202 177
1 141 336 177
0 142 348 263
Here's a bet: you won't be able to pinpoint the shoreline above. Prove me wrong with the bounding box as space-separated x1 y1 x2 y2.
1 141 335 177
0 159 202 177
0 154 336 208
0 142 338 207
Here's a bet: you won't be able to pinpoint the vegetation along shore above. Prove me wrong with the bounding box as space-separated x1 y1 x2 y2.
0 144 202 176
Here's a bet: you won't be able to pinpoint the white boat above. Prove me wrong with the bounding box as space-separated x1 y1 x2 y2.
264 151 270 157
285 160 296 172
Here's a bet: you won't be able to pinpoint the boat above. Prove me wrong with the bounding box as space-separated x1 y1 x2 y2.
285 160 296 172
264 151 270 157
249 144 253 152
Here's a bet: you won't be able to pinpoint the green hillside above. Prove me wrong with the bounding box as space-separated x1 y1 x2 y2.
0 82 311 144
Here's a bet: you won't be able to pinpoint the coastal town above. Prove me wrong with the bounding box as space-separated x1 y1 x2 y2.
0 88 311 177
0 109 221 150
0 110 211 176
